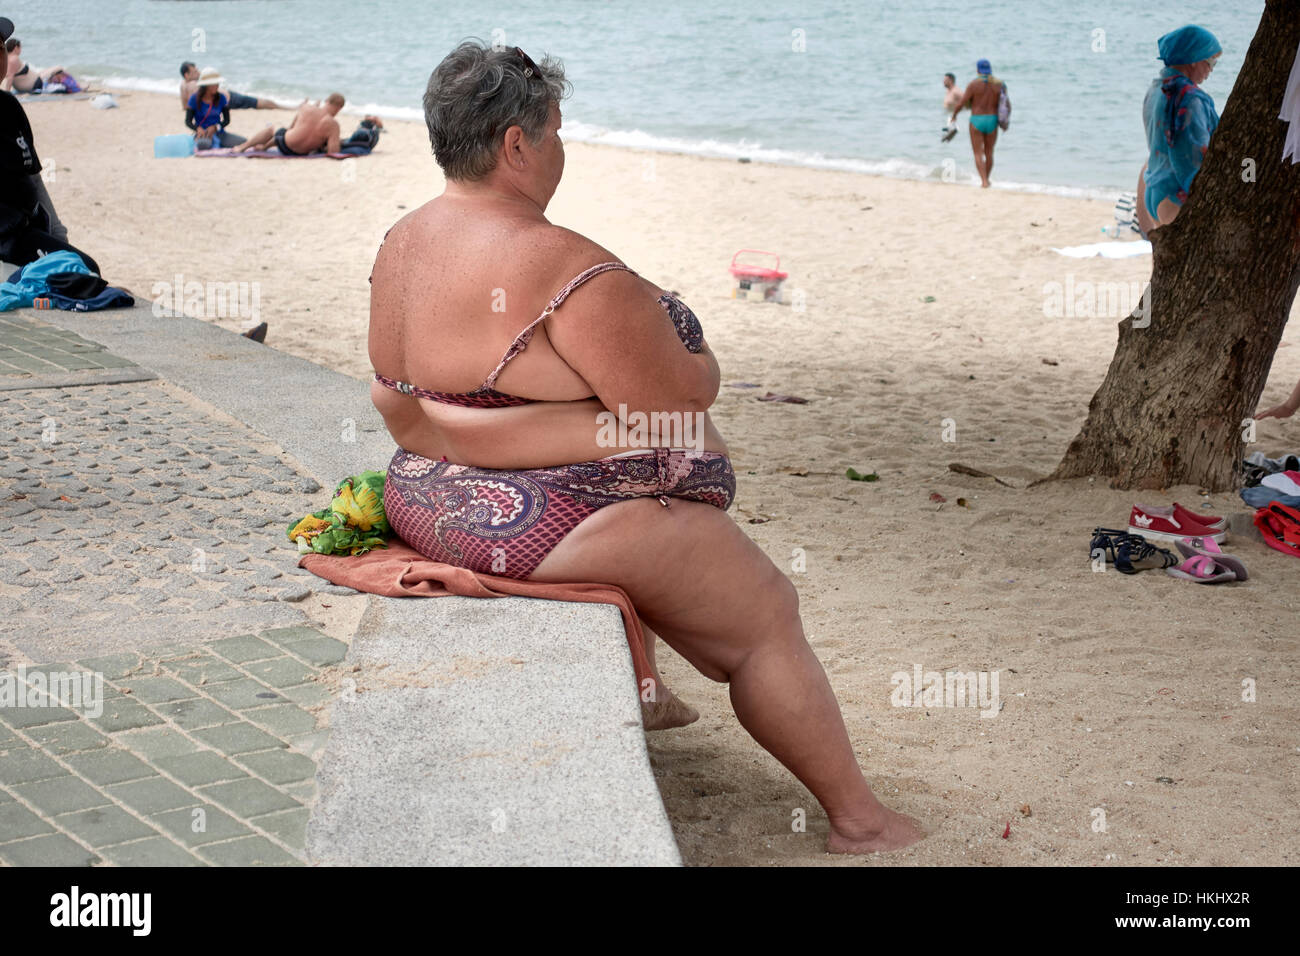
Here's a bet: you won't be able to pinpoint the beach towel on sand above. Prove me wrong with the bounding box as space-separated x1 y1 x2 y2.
196 148 354 160
298 540 654 694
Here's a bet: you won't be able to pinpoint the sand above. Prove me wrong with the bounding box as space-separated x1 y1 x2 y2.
27 89 1300 866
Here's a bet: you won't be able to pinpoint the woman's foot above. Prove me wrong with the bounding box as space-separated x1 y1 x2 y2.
641 691 700 731
826 806 925 854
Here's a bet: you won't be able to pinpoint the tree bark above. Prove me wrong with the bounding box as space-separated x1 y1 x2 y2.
1051 0 1300 491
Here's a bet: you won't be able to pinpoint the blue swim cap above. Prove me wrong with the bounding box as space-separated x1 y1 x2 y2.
1157 24 1221 66
976 58 991 74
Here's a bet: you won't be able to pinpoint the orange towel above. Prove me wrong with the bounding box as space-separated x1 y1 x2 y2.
298 541 653 695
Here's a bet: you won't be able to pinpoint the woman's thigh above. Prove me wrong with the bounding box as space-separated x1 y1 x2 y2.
530 498 799 681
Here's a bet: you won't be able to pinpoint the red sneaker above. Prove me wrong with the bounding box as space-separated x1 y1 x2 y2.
1172 501 1225 531
1128 504 1226 544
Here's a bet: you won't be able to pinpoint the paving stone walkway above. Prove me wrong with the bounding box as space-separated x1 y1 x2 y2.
0 314 156 390
0 626 346 865
0 380 357 663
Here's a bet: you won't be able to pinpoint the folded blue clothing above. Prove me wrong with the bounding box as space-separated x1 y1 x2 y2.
35 287 134 311
1 251 131 311
1240 485 1300 509
0 251 92 311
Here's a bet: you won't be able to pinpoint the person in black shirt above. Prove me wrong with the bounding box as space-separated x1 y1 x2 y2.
0 16 101 274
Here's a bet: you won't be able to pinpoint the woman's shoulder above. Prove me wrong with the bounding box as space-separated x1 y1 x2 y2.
538 225 631 280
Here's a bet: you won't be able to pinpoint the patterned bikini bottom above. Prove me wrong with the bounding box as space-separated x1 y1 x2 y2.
383 447 736 579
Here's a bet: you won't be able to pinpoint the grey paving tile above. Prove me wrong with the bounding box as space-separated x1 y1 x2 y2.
23 720 111 755
282 637 347 667
207 635 280 664
0 802 54 841
244 703 317 737
250 807 309 849
196 834 300 866
279 683 333 708
165 656 243 685
234 748 316 786
106 777 201 815
150 804 253 847
100 836 205 867
75 654 144 681
155 697 234 730
0 701 79 729
88 698 164 733
116 726 198 760
55 805 160 848
204 678 286 711
197 778 299 818
0 748 66 784
155 750 249 787
0 833 100 866
115 677 195 705
13 775 111 815
64 748 154 786
242 656 314 688
193 722 284 756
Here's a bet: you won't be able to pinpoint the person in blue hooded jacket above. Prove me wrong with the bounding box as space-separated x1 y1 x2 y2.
1135 25 1222 233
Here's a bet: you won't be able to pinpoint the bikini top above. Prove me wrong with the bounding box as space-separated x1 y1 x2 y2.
374 260 704 408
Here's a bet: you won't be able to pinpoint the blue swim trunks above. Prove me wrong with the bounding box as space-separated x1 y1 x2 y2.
969 113 998 134
227 91 258 110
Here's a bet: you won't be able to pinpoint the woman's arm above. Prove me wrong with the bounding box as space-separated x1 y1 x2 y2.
546 268 720 423
219 104 232 129
1257 376 1300 420
184 107 198 131
1171 98 1215 199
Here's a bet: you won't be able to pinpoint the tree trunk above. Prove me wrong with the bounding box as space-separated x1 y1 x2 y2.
1051 0 1300 491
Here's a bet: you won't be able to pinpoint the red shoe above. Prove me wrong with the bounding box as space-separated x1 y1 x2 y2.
1172 501 1225 531
1128 504 1226 544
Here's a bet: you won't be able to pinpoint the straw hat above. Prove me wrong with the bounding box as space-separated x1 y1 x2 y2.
196 66 225 87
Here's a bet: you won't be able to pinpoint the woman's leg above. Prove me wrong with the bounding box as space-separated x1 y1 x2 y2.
1156 197 1182 225
639 620 700 731
531 498 922 853
1135 164 1157 237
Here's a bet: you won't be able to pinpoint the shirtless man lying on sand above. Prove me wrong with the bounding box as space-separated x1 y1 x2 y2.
234 93 347 155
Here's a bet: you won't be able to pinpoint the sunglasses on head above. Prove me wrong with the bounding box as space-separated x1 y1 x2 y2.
514 46 542 79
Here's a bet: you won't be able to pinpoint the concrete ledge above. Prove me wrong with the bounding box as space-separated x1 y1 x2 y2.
33 304 683 866
308 595 681 866
28 305 394 485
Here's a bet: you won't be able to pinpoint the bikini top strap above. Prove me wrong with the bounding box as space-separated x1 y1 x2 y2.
481 261 637 389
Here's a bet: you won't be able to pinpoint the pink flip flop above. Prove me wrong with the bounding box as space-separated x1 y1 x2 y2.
1173 536 1248 581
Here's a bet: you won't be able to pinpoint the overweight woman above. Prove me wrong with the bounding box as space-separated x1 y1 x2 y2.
368 41 921 854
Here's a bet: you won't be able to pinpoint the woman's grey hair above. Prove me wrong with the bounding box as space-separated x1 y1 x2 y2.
424 40 570 181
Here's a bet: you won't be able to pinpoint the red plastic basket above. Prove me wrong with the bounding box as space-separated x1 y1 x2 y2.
728 249 788 281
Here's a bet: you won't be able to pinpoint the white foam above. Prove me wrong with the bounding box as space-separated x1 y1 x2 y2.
562 120 1123 200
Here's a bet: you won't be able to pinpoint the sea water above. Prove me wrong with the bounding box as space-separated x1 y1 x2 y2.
4 0 1263 195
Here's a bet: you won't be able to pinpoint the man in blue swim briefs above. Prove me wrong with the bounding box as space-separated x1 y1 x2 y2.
950 58 1004 188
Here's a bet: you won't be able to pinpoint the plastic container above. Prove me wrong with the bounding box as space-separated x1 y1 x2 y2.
154 134 196 159
728 249 788 303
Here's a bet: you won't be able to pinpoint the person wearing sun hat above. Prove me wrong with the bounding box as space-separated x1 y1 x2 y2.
0 15 101 274
184 66 246 149
1135 24 1223 231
